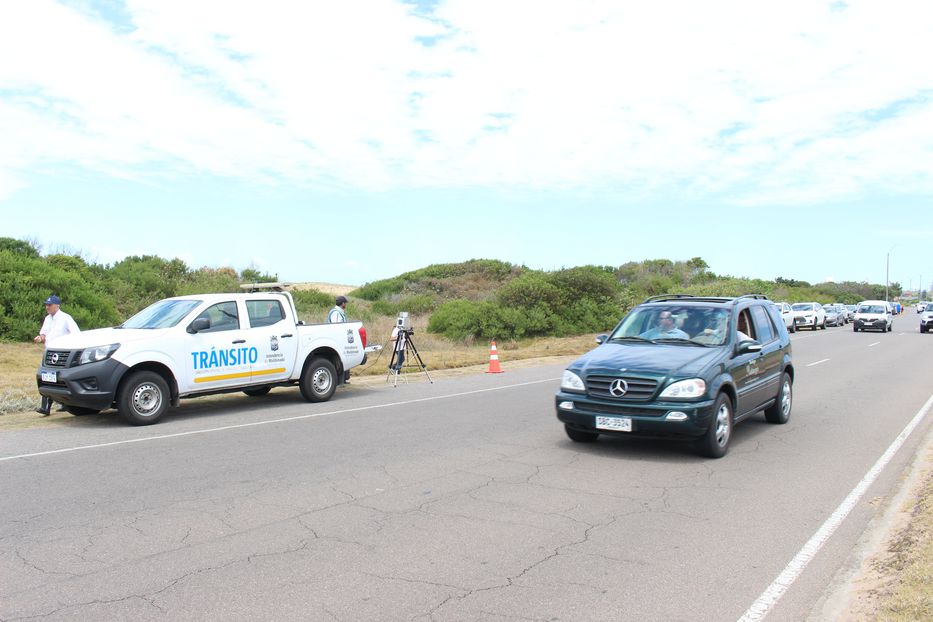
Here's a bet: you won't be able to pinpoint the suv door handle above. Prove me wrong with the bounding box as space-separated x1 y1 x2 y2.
232 339 246 344
280 333 294 338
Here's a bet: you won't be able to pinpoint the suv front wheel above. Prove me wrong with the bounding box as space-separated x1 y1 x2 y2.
764 373 792 424
696 393 733 458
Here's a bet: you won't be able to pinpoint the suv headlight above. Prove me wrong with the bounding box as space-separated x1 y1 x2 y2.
560 370 586 393
660 378 706 400
77 344 120 365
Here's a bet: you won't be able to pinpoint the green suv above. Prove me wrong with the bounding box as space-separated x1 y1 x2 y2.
555 295 794 458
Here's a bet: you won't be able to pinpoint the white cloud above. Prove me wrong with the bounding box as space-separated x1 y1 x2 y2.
0 0 931 203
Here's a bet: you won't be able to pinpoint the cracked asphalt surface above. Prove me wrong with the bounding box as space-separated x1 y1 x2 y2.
1 316 931 621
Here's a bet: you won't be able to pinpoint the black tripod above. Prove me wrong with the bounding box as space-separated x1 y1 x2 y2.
387 329 433 386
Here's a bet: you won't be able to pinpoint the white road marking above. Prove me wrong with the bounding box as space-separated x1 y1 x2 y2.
868 342 880 347
806 359 830 367
737 392 933 622
0 378 561 463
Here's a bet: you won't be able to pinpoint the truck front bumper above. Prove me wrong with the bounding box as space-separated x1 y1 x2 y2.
36 358 129 410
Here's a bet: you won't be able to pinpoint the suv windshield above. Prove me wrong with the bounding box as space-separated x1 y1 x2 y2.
857 305 886 314
791 303 813 312
610 306 730 346
120 300 202 329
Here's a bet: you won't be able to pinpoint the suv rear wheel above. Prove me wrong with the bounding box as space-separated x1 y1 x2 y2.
696 393 733 458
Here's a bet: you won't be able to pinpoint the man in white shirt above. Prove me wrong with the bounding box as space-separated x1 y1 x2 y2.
34 295 80 415
327 296 350 383
327 296 348 324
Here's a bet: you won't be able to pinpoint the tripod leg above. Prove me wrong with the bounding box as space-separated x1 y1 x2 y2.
405 337 433 384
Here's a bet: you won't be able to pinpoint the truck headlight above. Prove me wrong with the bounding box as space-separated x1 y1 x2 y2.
660 378 706 400
560 370 586 393
77 344 120 365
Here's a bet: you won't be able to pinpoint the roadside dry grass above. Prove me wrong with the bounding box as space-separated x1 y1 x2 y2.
838 439 933 621
0 332 596 418
0 342 45 416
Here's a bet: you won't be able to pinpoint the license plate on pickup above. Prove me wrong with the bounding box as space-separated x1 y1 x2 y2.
40 370 57 383
596 416 632 432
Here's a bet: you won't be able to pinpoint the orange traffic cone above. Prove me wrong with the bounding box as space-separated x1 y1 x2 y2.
486 341 504 373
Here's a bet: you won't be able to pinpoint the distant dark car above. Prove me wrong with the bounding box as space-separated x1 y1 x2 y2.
555 295 794 458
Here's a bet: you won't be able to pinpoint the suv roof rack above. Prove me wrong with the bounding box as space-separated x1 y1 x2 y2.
642 294 699 303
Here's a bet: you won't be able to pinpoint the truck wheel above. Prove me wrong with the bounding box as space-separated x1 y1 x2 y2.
764 373 792 424
65 406 100 416
300 357 337 402
243 386 272 397
118 371 169 425
695 393 732 458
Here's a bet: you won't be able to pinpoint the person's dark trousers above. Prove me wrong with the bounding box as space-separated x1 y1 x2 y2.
36 395 52 416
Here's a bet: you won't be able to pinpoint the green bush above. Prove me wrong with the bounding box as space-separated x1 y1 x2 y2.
371 294 435 316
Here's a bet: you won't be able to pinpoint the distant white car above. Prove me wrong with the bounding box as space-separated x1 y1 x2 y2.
853 300 893 333
773 302 796 333
791 302 826 331
920 306 933 333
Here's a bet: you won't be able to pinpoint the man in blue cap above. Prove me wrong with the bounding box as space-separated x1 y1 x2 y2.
34 294 80 415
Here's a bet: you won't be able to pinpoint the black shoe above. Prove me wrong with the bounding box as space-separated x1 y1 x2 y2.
36 408 50 416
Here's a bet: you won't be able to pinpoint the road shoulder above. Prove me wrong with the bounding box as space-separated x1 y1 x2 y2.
810 420 933 620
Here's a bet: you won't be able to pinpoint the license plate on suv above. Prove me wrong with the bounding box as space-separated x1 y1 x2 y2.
40 369 57 383
596 416 632 432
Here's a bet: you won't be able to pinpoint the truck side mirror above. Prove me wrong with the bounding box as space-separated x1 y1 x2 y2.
188 317 211 334
595 334 609 345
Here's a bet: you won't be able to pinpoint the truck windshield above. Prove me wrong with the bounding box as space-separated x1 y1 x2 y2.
120 300 202 329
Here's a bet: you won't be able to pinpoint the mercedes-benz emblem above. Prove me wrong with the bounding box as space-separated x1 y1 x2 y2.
50 352 59 365
609 378 628 397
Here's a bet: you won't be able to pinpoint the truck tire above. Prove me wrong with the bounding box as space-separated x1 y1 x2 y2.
243 386 272 397
300 357 337 403
117 371 169 425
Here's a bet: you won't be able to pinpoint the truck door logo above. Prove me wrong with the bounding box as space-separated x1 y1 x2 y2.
346 329 354 344
270 335 279 352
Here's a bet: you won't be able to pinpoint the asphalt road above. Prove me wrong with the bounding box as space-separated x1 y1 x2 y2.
1 315 931 621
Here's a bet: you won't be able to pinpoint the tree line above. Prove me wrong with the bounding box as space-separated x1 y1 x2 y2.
0 238 901 342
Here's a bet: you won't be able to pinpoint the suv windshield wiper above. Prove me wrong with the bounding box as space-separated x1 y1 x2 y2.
654 338 708 346
609 336 655 343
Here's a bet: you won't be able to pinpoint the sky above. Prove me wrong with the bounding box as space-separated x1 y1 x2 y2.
1 0 932 291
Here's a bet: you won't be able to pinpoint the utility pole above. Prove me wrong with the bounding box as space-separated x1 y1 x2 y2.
885 250 890 303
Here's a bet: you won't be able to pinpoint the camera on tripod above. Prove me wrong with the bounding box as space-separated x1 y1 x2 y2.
396 312 414 335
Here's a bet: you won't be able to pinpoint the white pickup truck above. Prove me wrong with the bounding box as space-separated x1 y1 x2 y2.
36 292 367 425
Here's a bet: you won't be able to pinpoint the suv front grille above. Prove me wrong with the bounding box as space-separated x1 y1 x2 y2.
581 403 664 417
586 375 658 400
43 350 73 368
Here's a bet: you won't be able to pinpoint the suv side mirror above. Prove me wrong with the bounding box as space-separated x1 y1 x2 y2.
188 317 211 334
595 334 609 345
737 340 762 353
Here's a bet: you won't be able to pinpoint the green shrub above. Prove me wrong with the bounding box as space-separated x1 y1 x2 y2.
371 294 435 316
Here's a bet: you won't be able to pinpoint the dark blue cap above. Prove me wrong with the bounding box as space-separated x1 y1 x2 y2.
44 295 61 305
